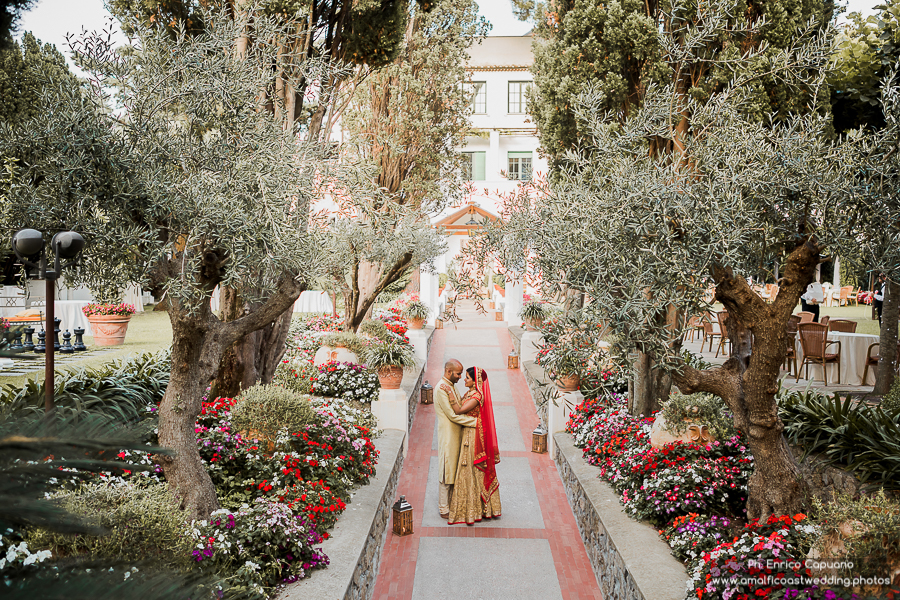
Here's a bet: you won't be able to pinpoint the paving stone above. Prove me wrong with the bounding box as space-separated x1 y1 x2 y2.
419 456 544 529
411 538 563 600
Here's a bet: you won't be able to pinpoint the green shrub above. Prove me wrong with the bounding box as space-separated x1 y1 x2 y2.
319 332 366 356
230 384 317 440
363 340 416 369
882 377 900 414
28 481 193 571
0 350 170 416
401 301 430 320
438 273 448 289
273 360 317 395
779 389 900 489
661 392 737 440
359 319 392 342
811 491 900 580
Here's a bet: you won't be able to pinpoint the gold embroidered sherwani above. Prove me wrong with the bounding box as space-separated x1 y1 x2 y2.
434 377 476 485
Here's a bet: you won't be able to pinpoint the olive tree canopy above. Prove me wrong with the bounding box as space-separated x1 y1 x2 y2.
0 4 371 517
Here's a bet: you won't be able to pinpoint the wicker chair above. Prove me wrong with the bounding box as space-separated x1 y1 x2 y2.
685 315 705 342
715 311 730 358
701 313 722 353
827 319 857 333
820 316 830 327
797 322 841 385
836 286 853 307
862 342 900 386
784 316 800 376
796 311 815 323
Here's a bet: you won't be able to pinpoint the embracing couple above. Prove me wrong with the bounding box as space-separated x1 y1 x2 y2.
434 359 502 525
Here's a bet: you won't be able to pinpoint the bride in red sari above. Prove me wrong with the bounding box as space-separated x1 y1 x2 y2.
446 366 501 525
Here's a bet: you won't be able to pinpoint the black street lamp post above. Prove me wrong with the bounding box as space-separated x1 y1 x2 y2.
11 229 86 412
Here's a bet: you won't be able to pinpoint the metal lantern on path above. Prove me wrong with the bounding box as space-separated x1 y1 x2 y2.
508 349 519 370
495 310 503 321
420 381 434 404
435 318 444 330
532 424 548 454
392 495 414 536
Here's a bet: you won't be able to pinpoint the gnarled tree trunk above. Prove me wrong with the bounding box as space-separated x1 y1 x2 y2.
675 241 818 521
157 274 304 519
214 285 302 399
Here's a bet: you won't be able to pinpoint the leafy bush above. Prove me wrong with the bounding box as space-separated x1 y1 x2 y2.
359 319 392 342
0 350 170 417
810 491 900 581
192 498 327 592
311 361 380 403
363 340 416 369
779 389 900 489
882 377 900 414
230 385 317 442
319 332 366 356
660 392 737 441
28 481 194 571
272 360 317 395
659 513 736 566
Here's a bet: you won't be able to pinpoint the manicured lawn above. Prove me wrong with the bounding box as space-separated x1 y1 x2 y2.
0 308 172 387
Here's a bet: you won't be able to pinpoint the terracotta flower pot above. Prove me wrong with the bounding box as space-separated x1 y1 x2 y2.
526 317 544 332
378 365 404 390
87 314 132 346
408 317 425 330
555 373 581 392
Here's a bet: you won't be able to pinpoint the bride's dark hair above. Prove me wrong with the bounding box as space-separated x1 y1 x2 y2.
466 367 486 381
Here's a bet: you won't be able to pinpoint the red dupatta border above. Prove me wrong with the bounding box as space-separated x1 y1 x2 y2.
471 368 500 502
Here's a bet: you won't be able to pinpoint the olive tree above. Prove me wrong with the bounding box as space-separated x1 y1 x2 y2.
475 2 853 520
0 7 367 517
317 203 446 332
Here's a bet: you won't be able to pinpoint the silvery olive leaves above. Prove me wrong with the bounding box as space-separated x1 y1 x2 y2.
472 0 858 372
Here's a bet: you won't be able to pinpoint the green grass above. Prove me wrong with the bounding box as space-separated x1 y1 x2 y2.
0 308 173 387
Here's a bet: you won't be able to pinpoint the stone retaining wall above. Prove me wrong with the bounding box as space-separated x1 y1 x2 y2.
511 326 688 599
555 433 689 600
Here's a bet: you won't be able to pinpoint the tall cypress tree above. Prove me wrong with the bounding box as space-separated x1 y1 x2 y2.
0 32 78 125
520 0 834 176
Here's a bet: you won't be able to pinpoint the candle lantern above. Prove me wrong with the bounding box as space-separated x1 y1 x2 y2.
435 318 443 330
508 349 519 370
392 495 414 536
532 424 548 454
494 311 503 321
489 301 495 309
420 381 434 404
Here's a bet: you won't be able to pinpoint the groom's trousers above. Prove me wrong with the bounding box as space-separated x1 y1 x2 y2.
439 481 452 514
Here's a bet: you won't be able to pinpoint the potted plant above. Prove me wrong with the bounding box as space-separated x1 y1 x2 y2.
81 302 136 346
534 331 593 391
315 332 365 365
363 340 416 390
402 301 430 330
519 300 547 331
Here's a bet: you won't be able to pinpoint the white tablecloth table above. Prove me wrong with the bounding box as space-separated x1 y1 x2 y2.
55 301 93 334
798 331 879 386
293 291 334 314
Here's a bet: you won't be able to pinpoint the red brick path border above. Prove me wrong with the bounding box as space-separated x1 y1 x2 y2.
372 326 602 599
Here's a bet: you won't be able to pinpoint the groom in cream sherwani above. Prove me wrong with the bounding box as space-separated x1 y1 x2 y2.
434 359 477 519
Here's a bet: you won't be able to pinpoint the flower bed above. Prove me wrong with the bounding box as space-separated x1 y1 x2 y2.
564 395 895 600
14 379 379 598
